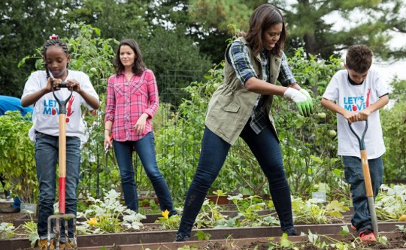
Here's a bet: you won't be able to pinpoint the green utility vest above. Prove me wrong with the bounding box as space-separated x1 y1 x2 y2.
205 37 282 145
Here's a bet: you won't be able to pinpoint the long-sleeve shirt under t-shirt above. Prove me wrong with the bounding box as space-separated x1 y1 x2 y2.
105 69 159 142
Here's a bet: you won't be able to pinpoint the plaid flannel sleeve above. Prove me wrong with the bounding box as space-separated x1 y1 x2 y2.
278 51 296 86
228 41 257 85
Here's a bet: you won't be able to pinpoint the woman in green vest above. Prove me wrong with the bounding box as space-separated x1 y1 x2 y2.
175 3 313 241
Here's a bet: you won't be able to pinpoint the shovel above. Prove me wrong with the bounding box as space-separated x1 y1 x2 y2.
348 120 379 237
47 82 77 249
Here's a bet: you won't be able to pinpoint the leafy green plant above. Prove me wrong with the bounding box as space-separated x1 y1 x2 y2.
22 220 39 247
381 78 406 182
268 233 298 250
224 194 279 228
76 189 146 234
375 184 406 221
155 210 181 230
195 198 226 229
194 230 211 241
396 225 406 233
292 197 348 224
177 245 198 250
274 49 344 196
0 111 38 203
325 200 350 217
0 222 15 239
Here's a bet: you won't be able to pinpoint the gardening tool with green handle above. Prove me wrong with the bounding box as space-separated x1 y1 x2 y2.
348 120 379 237
47 82 77 250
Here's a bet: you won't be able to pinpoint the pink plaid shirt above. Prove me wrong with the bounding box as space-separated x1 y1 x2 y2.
105 69 159 141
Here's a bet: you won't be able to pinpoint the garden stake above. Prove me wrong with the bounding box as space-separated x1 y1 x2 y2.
47 82 78 250
348 120 379 237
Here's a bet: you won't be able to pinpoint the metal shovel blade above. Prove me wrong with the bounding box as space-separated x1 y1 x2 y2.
367 196 379 237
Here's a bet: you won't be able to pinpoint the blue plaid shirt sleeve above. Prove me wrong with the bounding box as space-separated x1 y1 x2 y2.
278 51 296 86
228 41 257 85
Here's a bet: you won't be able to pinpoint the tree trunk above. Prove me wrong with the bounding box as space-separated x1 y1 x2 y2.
304 33 319 58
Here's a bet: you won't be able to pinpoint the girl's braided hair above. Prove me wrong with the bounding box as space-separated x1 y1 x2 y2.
42 34 69 79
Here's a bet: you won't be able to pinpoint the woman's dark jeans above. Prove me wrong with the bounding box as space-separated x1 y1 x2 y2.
113 132 176 215
177 124 294 237
343 156 383 232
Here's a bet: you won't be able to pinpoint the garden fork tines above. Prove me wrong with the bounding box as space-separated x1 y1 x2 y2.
47 214 77 249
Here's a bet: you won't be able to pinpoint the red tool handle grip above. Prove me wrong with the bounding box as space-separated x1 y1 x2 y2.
59 177 66 214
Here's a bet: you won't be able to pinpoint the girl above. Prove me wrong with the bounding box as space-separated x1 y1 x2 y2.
21 34 100 249
175 4 313 241
104 39 176 216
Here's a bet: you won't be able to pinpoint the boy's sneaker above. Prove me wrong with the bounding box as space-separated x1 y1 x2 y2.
350 224 356 231
38 239 55 250
359 228 376 243
284 227 298 236
174 233 190 242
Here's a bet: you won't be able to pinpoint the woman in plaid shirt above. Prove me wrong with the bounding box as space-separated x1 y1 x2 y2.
175 4 313 242
104 39 177 216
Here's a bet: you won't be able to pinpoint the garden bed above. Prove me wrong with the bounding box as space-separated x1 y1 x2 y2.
2 222 405 250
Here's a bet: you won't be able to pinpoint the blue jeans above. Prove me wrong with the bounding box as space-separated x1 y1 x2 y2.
35 132 81 240
343 156 383 232
177 124 294 237
113 132 176 215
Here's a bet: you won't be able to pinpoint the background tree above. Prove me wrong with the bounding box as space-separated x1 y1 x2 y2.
185 0 406 61
271 0 406 60
0 0 72 97
64 0 150 40
137 27 212 106
186 0 258 63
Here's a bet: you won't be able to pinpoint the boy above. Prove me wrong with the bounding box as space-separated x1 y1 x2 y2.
321 44 389 243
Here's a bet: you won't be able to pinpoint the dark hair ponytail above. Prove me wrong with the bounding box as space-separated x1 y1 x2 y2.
42 34 70 79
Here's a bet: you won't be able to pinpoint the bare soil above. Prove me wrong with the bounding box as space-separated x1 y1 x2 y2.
0 202 26 225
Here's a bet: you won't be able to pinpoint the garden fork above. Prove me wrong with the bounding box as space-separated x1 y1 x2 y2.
47 82 78 250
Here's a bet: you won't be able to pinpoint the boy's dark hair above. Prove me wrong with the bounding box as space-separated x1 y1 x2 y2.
42 35 69 79
346 44 373 73
245 4 286 56
114 39 146 76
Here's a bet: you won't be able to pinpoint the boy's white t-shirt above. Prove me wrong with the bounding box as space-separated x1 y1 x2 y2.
22 70 99 143
322 69 388 159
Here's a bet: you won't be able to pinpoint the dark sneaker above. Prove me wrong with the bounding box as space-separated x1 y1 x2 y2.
169 211 178 217
359 228 376 243
174 234 190 242
284 227 298 236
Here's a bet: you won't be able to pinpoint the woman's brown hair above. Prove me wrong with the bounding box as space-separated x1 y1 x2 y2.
114 39 146 76
245 4 286 56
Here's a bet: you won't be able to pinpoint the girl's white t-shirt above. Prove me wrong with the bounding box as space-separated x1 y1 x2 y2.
322 69 388 159
22 70 99 143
